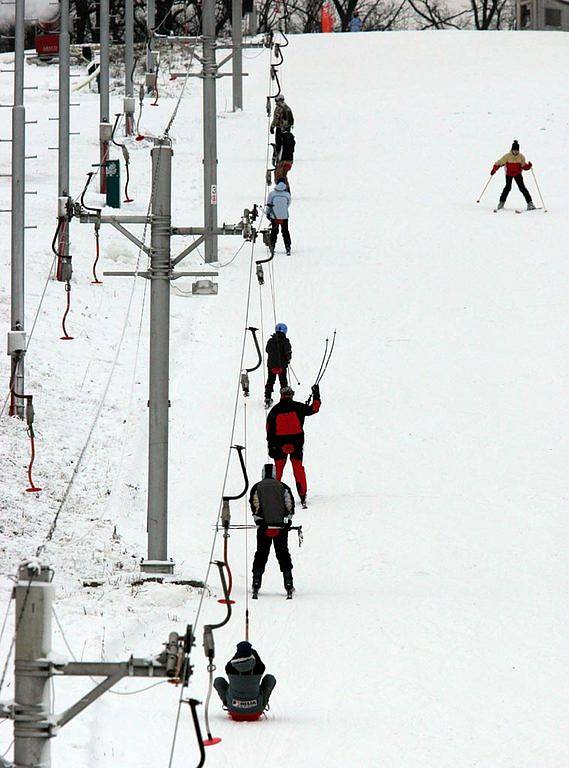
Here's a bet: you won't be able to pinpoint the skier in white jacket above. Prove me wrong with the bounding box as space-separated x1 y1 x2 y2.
266 180 291 256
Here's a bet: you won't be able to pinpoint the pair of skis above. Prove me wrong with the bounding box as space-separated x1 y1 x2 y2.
252 587 294 600
493 206 543 214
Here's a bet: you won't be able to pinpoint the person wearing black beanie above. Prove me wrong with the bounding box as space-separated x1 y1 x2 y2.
490 140 536 211
213 642 276 721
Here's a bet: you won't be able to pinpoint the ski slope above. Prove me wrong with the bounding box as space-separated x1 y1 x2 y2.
1 30 569 767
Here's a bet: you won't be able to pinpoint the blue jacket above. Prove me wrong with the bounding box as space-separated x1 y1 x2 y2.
266 181 291 221
348 16 363 31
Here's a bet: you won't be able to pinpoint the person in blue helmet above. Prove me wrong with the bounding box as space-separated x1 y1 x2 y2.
264 323 292 408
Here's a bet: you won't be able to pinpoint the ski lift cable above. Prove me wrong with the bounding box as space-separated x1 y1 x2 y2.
51 605 167 696
167 243 258 766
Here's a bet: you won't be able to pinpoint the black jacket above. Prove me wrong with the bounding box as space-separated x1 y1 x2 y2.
279 133 296 163
266 332 292 371
249 478 295 527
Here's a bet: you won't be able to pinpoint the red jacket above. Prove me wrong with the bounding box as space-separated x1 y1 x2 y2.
492 151 532 178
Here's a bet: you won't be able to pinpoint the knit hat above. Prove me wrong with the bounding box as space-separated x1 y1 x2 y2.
262 463 274 479
236 641 252 657
512 140 520 151
275 94 285 102
280 386 294 398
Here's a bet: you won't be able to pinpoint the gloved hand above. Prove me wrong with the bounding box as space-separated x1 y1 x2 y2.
283 516 293 529
526 161 532 169
490 167 497 175
270 126 275 134
311 384 320 400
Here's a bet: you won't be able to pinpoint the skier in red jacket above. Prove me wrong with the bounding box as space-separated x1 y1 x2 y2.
491 140 536 211
266 385 321 506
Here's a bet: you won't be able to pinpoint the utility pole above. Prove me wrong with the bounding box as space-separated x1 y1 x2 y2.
124 0 135 135
56 0 71 283
13 562 54 768
202 0 218 263
232 0 243 111
145 138 173 573
0 561 198 766
9 0 26 418
146 0 156 91
99 0 111 193
77 136 256 572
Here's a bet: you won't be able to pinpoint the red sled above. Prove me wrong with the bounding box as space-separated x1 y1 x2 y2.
229 711 262 722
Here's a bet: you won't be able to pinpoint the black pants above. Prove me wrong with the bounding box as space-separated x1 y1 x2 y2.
274 127 283 156
253 529 292 574
270 221 291 251
500 175 532 204
265 367 288 399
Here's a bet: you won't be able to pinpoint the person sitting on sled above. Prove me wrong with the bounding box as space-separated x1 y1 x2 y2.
213 641 276 721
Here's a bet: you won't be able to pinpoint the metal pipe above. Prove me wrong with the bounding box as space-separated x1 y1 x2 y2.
232 0 243 111
143 138 174 573
146 0 156 82
13 563 54 768
124 0 135 135
10 0 26 418
99 0 110 193
202 0 218 263
58 0 70 261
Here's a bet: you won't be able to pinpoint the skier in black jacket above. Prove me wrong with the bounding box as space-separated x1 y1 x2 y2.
249 463 295 597
213 641 276 721
264 322 292 408
266 385 321 506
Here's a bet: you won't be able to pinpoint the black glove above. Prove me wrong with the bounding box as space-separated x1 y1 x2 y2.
270 126 275 134
311 384 320 400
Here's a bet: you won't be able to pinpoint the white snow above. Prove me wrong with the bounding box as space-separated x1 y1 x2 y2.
1 30 569 767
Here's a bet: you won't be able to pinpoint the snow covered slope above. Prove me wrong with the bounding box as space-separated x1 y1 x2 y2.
1 31 568 767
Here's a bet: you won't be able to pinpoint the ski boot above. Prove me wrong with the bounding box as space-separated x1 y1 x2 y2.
527 201 536 211
300 494 307 509
496 200 505 210
283 570 294 599
285 248 291 256
264 396 273 409
252 571 262 600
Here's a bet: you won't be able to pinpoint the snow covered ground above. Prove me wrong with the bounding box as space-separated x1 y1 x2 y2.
1 30 569 767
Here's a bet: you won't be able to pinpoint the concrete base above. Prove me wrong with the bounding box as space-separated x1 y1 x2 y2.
140 559 175 575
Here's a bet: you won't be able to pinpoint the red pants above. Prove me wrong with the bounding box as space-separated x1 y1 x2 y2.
275 456 307 497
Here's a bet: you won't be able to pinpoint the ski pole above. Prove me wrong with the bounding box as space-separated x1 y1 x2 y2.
531 167 547 212
476 175 493 203
288 364 300 385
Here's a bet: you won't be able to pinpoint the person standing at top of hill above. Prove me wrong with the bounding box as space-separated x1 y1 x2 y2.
270 95 294 156
348 10 363 31
491 140 536 211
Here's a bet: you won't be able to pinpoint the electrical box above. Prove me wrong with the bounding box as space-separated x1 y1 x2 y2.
106 160 121 209
99 122 113 143
192 280 218 296
123 96 136 115
7 331 26 356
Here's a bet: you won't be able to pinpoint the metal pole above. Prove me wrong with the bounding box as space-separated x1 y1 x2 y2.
232 0 243 111
99 0 110 193
124 0 135 135
146 0 156 87
57 0 71 270
13 563 54 768
202 0 218 263
142 138 174 574
10 0 25 418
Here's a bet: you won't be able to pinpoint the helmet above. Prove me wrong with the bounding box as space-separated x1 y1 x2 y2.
262 463 274 479
275 94 285 102
275 322 287 334
280 386 294 398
